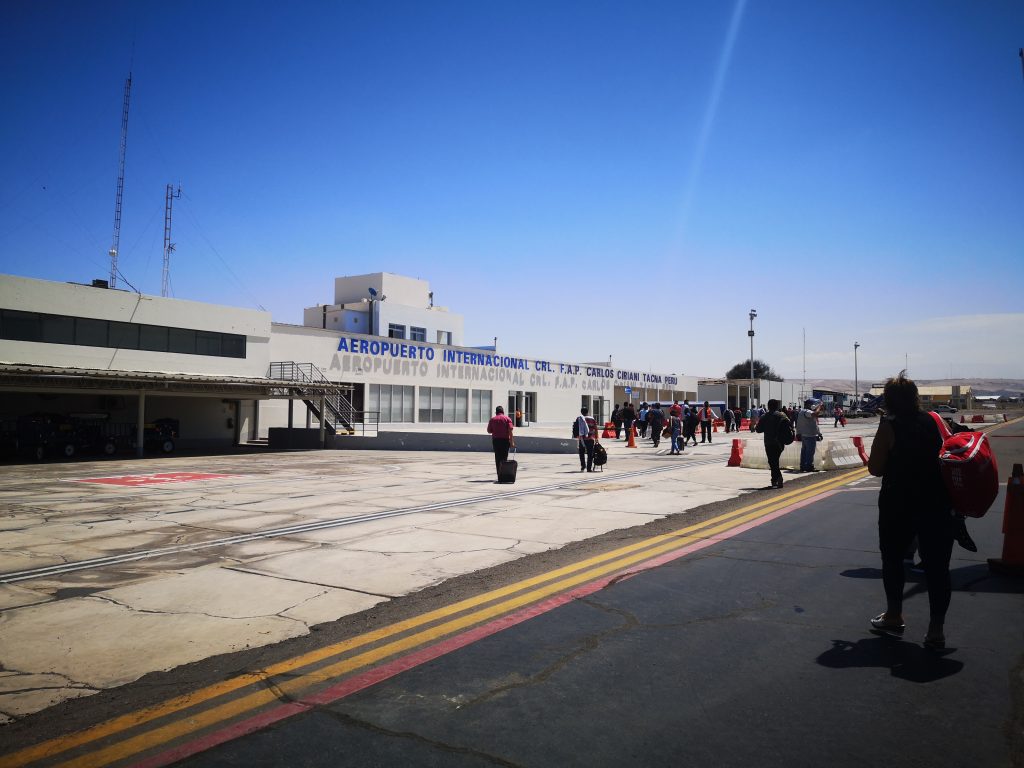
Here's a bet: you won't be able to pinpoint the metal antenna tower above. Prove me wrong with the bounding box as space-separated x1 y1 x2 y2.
161 183 182 297
109 74 132 289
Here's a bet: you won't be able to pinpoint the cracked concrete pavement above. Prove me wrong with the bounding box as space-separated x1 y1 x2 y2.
0 420 877 722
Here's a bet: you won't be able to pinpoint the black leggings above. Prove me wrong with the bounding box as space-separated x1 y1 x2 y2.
878 498 954 621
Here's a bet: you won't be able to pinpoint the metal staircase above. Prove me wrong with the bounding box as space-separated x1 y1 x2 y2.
267 362 356 435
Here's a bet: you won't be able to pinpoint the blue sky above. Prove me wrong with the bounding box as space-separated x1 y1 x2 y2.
2 1 1022 381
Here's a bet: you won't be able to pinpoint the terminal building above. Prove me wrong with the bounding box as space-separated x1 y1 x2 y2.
0 272 758 454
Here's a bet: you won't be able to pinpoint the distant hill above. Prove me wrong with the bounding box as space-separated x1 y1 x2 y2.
804 378 1024 397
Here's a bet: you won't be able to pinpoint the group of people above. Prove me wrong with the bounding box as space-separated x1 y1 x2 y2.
610 400 718 454
752 398 825 488
489 371 971 651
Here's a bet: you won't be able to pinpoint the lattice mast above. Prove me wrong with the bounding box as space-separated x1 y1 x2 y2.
108 74 132 289
161 184 182 297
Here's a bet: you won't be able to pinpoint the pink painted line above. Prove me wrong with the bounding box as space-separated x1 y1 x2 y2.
128 489 837 768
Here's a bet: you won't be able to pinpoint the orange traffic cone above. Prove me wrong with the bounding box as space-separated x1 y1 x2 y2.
626 424 637 448
989 463 1024 577
727 438 743 467
713 422 718 433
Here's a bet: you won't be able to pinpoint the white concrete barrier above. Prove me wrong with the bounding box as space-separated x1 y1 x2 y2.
738 436 873 471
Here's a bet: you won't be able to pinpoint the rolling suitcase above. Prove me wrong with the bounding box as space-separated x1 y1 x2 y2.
498 449 518 484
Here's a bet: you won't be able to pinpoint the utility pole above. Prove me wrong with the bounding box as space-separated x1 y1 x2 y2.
748 309 757 407
161 184 182 298
109 74 132 289
854 341 860 409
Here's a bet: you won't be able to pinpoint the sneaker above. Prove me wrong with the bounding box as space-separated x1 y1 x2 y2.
923 631 946 651
870 613 905 636
953 518 978 553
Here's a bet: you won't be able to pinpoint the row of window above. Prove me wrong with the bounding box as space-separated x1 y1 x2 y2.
0 309 247 358
387 324 427 342
367 385 492 424
387 324 453 345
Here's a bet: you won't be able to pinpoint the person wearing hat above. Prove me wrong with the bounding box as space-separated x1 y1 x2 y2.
796 398 823 471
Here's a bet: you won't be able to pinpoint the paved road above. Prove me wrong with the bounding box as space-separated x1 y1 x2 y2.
1 418 1021 766
174 472 1023 768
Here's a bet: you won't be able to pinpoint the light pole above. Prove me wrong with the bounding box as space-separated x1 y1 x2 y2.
748 309 757 408
854 341 860 410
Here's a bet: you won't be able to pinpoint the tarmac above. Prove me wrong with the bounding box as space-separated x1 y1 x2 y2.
0 417 931 723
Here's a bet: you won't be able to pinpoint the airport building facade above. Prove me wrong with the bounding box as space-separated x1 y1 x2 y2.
1 272 704 452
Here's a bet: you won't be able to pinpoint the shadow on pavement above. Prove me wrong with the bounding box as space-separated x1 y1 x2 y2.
816 637 964 683
840 564 1024 595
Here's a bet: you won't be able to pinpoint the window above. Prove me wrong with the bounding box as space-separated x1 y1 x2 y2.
139 325 169 352
195 331 222 356
471 390 492 423
41 315 75 344
168 328 196 355
436 330 452 345
221 334 246 358
417 386 469 423
75 317 108 347
108 321 139 349
410 326 426 342
0 308 247 358
2 310 41 342
388 323 406 339
368 384 415 423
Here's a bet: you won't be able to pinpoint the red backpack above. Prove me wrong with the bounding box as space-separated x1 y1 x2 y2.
927 412 999 518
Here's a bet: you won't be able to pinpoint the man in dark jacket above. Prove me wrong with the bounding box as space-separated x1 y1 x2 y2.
647 403 666 448
755 399 791 489
621 402 637 440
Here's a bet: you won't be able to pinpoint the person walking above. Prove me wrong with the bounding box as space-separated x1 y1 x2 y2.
621 401 637 442
647 403 666 448
723 406 735 433
755 399 791 489
486 405 515 481
611 404 623 439
669 411 684 454
683 406 699 447
867 372 955 651
575 406 598 472
699 401 715 443
637 403 649 439
796 399 823 471
833 405 845 428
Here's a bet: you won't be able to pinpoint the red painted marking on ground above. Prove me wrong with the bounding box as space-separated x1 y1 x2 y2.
73 472 237 487
128 489 838 768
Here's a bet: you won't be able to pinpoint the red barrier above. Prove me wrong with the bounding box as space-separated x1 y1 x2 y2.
971 414 985 423
852 436 869 466
601 422 616 439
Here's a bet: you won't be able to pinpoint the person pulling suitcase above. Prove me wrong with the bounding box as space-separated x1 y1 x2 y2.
486 406 515 481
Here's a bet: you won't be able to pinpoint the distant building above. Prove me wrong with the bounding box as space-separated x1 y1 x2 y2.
868 383 974 410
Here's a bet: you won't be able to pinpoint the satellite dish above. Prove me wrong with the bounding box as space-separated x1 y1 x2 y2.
368 287 378 297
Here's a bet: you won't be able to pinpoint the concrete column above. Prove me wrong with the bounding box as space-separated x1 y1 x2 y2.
319 394 326 448
136 391 146 458
288 399 294 428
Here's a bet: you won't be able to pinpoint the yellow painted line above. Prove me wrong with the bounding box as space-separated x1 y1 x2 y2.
5 468 867 768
